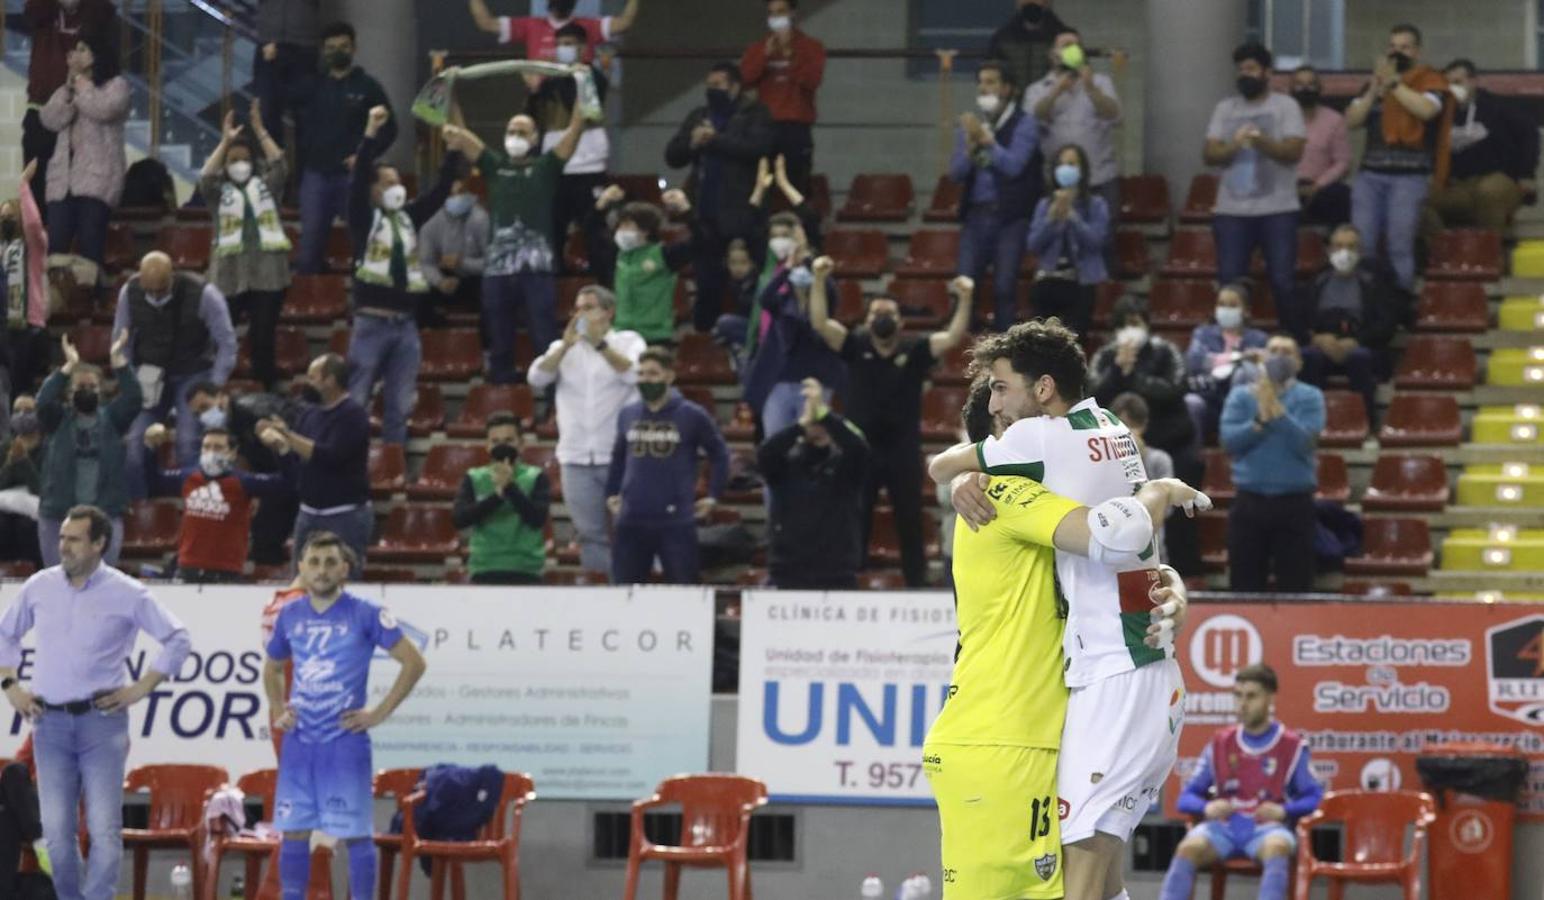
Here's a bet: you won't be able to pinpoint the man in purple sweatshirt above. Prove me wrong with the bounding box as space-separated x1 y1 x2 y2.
1160 663 1323 900
605 346 730 584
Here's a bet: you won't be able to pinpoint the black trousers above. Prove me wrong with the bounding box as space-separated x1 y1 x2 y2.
0 761 41 900
769 121 814 197
250 489 299 566
230 289 286 391
770 572 856 591
1301 181 1351 228
1028 278 1094 337
470 571 542 585
252 42 319 148
1227 489 1317 592
555 172 607 279
860 439 927 587
20 111 53 223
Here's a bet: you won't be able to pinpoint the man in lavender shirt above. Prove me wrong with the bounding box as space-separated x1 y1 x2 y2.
0 504 192 900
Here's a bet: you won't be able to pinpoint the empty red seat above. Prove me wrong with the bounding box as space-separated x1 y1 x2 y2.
418 329 483 381
1148 279 1215 328
934 342 970 386
868 506 939 566
1394 336 1476 389
1344 517 1432 576
675 333 736 385
723 402 757 442
1362 454 1449 511
921 386 968 441
369 507 459 562
1425 228 1502 280
406 444 489 500
235 327 309 378
1179 174 1218 224
368 384 444 437
894 230 960 279
1092 281 1123 327
158 224 212 271
831 280 866 324
446 384 536 437
884 278 953 327
923 175 962 223
823 229 890 278
1320 390 1370 447
1415 281 1489 332
282 274 349 324
1160 230 1218 278
121 500 180 556
610 172 665 206
520 444 562 501
1113 229 1150 279
368 443 406 498
1341 580 1413 597
1201 450 1235 505
1294 229 1328 276
1378 394 1462 446
856 570 907 590
104 222 138 271
1316 453 1350 503
838 173 914 222
323 227 354 273
1118 174 1171 224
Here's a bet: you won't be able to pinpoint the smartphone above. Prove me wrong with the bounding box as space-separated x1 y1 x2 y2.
576 316 590 337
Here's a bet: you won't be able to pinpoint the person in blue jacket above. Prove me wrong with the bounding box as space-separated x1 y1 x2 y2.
1025 143 1109 336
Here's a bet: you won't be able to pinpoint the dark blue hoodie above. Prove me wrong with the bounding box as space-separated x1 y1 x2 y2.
606 389 730 526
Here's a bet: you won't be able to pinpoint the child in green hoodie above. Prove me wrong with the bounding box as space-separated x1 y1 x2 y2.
588 185 699 344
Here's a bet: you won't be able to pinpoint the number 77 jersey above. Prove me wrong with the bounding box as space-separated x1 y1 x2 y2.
975 397 1173 688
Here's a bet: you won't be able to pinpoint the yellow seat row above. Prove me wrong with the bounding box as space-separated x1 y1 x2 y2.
1472 405 1544 444
1487 348 1544 386
1498 296 1544 332
1441 527 1544 571
1455 463 1544 507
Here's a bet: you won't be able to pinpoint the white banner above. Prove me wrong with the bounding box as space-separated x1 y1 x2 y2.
734 590 957 805
0 582 715 801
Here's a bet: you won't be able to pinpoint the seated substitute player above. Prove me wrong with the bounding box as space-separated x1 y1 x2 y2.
926 376 1201 900
930 320 1211 900
1160 663 1322 900
263 531 427 900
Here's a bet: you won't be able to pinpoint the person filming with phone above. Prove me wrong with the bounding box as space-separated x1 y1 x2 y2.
452 411 551 584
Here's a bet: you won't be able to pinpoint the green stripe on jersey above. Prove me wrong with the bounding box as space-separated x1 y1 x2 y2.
976 440 1047 482
1120 611 1168 669
1067 408 1101 430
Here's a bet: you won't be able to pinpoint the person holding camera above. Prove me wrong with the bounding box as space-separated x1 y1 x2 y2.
451 412 550 585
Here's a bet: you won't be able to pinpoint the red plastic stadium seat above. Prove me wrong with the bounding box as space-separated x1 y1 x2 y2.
934 342 970 386
1179 174 1218 224
894 229 960 279
1319 390 1370 447
1093 281 1123 327
369 507 459 562
823 229 889 278
675 333 736 385
393 772 536 900
1118 174 1171 224
367 444 406 499
563 230 590 275
1344 517 1432 576
924 175 962 223
406 444 489 500
1425 228 1502 280
838 173 914 222
868 506 940 566
1316 454 1350 503
610 172 665 206
1341 580 1413 597
832 280 866 324
723 402 757 442
368 384 445 438
327 326 350 357
920 386 969 442
105 222 138 272
1113 229 1150 279
1393 336 1477 389
68 323 113 365
544 568 609 586
235 326 309 378
621 775 768 900
884 278 953 327
1415 281 1489 332
0 561 36 579
1148 279 1215 328
1294 790 1435 900
121 763 229 900
1296 230 1327 276
856 570 907 590
446 384 536 438
1361 454 1449 511
1160 230 1218 278
1197 511 1229 571
122 501 180 556
158 224 212 271
417 329 483 381
282 274 349 324
322 227 354 273
1378 394 1462 447
358 567 420 584
520 445 562 501
1201 450 1235 505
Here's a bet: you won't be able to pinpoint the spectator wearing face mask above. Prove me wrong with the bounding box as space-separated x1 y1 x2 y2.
1425 59 1539 234
21 0 120 208
1025 143 1109 336
185 380 299 566
0 396 44 566
417 174 489 328
759 378 868 590
467 0 639 62
201 100 291 393
740 0 825 196
1204 43 1306 340
1183 281 1268 442
1219 334 1325 593
605 346 729 585
949 60 1040 331
1 161 49 403
1024 29 1121 223
1291 65 1352 227
1345 23 1454 291
35 330 138 566
665 62 774 333
586 185 700 345
987 0 1073 91
39 33 129 272
144 425 290 583
452 412 550 585
1108 391 1172 562
446 111 584 385
1296 225 1402 426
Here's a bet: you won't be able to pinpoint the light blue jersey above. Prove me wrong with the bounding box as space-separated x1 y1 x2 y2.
266 591 404 744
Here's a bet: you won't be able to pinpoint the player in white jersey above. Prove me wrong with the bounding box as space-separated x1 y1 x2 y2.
930 320 1209 900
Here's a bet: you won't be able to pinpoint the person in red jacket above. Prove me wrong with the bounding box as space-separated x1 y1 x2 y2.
740 0 825 196
21 0 119 211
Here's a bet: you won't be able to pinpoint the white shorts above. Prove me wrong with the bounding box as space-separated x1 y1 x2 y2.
1057 657 1185 845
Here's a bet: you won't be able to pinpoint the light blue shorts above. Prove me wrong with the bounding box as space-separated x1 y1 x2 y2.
274 731 375 838
1197 820 1296 860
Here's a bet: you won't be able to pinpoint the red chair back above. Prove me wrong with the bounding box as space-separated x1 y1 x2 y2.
482 773 537 842
374 768 422 802
655 775 768 849
236 769 278 818
125 764 230 830
1311 790 1434 865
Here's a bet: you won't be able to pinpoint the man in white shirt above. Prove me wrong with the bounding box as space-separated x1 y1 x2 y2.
527 285 644 575
1024 28 1122 221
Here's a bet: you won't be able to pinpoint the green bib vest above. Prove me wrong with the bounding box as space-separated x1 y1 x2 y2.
467 463 546 577
612 242 677 342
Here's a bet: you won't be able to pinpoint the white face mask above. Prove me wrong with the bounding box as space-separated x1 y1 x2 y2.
1116 325 1148 347
1448 83 1469 106
1330 247 1359 274
614 228 644 252
199 451 231 477
976 93 1003 115
554 44 579 65
1215 306 1244 329
768 235 796 261
505 135 532 158
225 160 253 183
381 184 407 211
767 14 792 32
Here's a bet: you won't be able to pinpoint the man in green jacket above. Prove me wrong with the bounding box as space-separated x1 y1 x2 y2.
451 412 551 584
35 329 139 566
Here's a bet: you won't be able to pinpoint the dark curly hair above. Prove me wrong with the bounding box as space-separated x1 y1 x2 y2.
967 318 1088 404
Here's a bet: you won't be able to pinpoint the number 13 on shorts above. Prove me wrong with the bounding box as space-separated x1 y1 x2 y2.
924 744 1064 900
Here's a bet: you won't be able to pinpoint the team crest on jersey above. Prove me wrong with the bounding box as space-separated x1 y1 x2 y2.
1034 853 1057 881
1261 757 1279 777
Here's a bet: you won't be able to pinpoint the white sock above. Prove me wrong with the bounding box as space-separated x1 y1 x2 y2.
1105 891 1130 900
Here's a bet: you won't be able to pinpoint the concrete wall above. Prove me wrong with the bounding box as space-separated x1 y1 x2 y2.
1345 0 1534 70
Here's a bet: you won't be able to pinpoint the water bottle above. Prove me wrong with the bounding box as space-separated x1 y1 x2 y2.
230 873 246 898
895 876 918 900
860 873 884 899
911 873 933 897
170 864 193 900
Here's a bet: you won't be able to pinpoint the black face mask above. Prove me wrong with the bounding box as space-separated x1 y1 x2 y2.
72 388 98 415
1390 52 1413 73
705 88 734 114
490 443 519 464
1236 75 1267 100
548 0 576 18
870 315 899 339
299 384 323 405
1020 3 1044 24
325 50 353 72
1292 87 1321 108
0 220 17 242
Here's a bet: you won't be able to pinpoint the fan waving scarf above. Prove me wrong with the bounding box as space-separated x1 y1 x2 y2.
412 60 603 127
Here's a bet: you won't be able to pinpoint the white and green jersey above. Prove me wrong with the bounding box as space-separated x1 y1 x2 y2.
975 397 1173 688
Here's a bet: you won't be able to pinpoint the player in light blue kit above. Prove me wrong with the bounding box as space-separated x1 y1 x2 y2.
262 531 427 900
